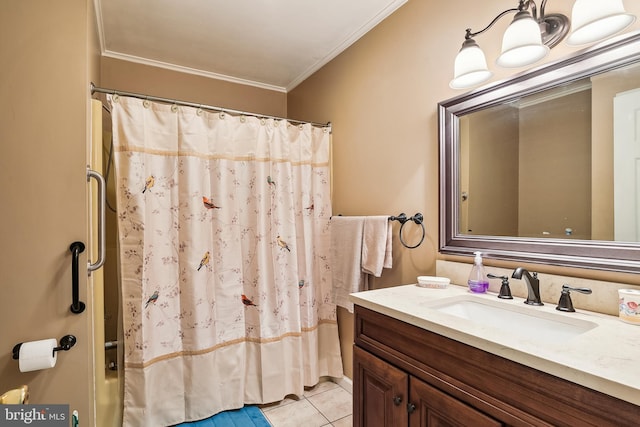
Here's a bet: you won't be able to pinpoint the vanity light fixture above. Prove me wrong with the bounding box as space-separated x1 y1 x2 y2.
450 0 636 89
566 0 636 45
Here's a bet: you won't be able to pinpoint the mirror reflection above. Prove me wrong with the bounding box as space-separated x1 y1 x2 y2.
459 61 640 243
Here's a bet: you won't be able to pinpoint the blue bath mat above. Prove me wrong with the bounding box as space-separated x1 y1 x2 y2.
175 406 271 427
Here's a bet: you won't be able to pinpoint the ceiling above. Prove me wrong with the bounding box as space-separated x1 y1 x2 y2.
95 0 408 92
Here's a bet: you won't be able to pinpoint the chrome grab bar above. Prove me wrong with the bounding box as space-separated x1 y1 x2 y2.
87 168 106 274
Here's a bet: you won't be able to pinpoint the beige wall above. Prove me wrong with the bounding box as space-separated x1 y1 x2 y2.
101 57 287 117
0 0 99 423
287 0 640 378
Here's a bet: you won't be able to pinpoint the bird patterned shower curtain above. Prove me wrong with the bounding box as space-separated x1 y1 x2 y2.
108 95 343 427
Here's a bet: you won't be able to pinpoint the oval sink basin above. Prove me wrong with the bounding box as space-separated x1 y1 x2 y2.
425 295 598 344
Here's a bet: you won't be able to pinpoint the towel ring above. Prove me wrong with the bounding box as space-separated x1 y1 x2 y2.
398 213 425 249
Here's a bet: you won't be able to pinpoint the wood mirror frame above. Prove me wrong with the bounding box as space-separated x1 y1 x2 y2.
439 31 640 273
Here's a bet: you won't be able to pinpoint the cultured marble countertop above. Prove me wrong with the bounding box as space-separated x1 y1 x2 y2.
350 284 640 406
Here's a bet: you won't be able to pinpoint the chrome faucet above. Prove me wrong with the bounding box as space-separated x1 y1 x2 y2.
511 267 543 306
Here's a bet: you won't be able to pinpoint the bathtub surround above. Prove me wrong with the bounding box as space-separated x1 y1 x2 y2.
109 95 342 426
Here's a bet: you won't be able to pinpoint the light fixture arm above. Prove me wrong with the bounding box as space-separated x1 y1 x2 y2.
451 0 636 90
536 0 546 20
515 0 550 20
465 7 520 40
464 0 568 47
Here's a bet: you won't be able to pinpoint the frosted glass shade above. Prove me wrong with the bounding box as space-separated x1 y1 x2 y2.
496 11 549 68
450 39 493 89
566 0 636 45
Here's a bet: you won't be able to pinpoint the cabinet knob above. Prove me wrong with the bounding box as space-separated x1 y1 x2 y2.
393 395 402 406
407 403 416 414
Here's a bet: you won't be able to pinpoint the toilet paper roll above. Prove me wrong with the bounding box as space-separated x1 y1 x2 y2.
18 339 58 372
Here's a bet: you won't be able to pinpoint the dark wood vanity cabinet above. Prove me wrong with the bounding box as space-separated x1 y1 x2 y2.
355 344 500 427
353 305 638 427
354 345 408 426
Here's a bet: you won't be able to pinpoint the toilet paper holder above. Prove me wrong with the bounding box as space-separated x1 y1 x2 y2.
12 335 77 360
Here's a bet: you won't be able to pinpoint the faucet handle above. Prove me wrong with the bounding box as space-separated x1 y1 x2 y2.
563 284 592 294
487 273 513 299
556 284 592 312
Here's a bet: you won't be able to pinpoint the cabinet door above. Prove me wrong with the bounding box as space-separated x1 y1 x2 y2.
354 346 409 427
409 377 503 427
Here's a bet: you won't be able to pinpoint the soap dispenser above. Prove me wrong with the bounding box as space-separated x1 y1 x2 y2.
468 251 489 293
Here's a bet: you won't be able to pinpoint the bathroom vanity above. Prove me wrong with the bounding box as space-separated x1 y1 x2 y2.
351 285 640 426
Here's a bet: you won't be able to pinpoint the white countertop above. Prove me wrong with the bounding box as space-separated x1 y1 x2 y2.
351 284 640 406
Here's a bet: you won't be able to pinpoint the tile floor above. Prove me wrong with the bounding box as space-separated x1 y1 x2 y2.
260 380 352 427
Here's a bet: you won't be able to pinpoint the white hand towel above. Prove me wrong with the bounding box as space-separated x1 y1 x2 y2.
362 216 393 277
384 220 393 270
330 216 366 313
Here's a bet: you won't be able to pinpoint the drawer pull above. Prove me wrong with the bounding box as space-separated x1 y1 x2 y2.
407 403 416 414
393 395 402 406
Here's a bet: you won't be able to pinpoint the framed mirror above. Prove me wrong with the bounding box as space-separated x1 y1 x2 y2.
439 31 640 273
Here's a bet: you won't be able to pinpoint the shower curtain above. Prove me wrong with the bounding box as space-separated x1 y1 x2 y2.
109 95 343 427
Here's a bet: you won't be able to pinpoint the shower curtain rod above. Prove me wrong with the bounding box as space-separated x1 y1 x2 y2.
90 83 331 130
